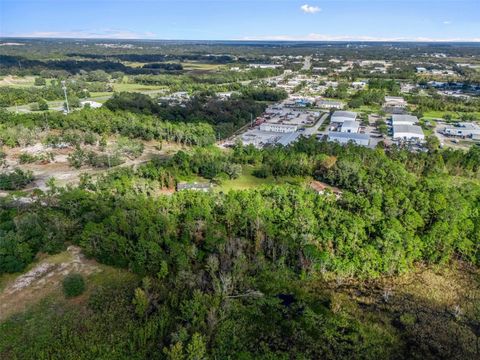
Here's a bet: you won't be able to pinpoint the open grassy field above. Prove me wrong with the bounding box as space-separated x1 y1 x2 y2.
0 76 36 88
422 110 480 120
181 62 225 71
349 105 382 114
112 82 166 92
215 166 307 192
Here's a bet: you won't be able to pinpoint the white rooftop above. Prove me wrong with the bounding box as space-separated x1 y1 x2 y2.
331 111 357 123
393 125 424 136
392 114 418 125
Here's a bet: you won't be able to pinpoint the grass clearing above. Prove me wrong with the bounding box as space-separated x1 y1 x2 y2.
349 105 381 114
215 166 307 192
182 62 224 71
0 76 36 88
422 110 480 120
112 82 165 92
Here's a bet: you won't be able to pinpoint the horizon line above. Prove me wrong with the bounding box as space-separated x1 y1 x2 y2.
2 36 480 44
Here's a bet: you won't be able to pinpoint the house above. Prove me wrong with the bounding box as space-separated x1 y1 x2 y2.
391 114 418 126
340 120 360 133
330 111 357 124
328 131 370 146
316 99 344 109
259 123 298 133
393 125 425 141
309 180 342 197
176 182 212 192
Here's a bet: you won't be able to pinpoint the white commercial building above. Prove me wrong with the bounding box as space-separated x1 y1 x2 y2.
249 64 283 69
340 120 360 133
391 114 418 126
277 132 302 146
328 132 370 146
443 123 480 138
316 99 344 109
259 123 298 133
331 111 357 124
393 125 425 141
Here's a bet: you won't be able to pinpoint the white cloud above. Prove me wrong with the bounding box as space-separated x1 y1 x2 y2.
3 29 157 39
443 21 452 25
238 33 480 42
300 4 321 14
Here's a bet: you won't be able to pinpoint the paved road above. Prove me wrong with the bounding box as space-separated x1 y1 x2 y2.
303 112 329 137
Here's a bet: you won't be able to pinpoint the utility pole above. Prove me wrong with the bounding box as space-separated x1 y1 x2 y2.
61 80 70 114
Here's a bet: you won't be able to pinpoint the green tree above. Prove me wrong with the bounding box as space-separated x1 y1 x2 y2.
38 99 49 111
62 273 86 297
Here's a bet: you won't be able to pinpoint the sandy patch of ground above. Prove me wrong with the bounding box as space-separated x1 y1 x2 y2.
2 140 185 191
0 246 101 321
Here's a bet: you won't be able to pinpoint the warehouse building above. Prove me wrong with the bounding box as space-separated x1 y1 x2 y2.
328 131 370 146
391 114 419 126
316 99 344 109
259 123 298 133
393 125 425 141
340 120 360 133
277 132 302 146
443 123 480 138
331 111 357 124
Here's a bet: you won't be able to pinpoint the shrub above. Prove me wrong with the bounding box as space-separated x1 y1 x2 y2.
67 146 86 169
86 152 124 168
83 132 98 145
62 273 86 297
0 169 34 190
34 77 47 86
116 137 144 159
253 166 270 178
19 153 37 164
38 99 49 111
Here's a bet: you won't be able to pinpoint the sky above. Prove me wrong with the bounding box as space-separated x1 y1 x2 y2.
1 0 479 42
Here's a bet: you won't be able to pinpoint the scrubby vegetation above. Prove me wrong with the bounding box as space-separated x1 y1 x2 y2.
0 168 34 190
0 138 479 358
0 108 216 146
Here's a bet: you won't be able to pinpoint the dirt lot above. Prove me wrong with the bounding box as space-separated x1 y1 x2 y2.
1 140 184 192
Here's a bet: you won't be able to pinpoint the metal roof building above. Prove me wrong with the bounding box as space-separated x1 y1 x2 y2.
259 123 298 133
340 120 360 133
328 131 370 146
443 123 480 137
393 125 425 141
277 132 302 146
391 114 418 126
316 99 344 109
331 111 357 124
